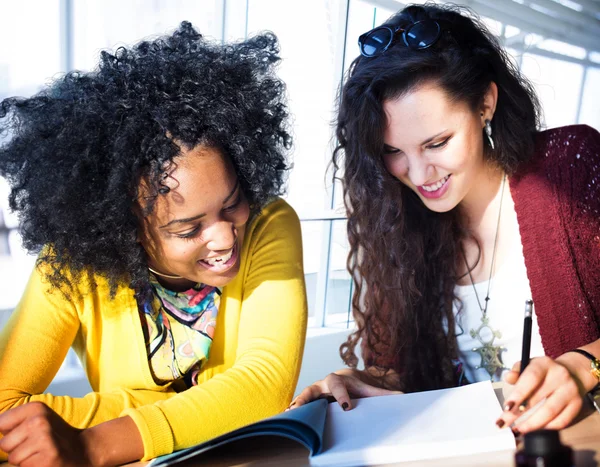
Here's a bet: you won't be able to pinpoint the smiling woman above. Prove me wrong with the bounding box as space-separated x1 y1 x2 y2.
292 2 600 442
0 22 307 467
140 145 251 290
381 82 499 211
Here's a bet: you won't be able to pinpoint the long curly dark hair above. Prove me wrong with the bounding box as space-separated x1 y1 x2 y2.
337 4 541 392
0 22 291 299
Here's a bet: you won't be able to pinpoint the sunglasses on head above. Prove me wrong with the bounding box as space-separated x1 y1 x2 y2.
358 19 443 58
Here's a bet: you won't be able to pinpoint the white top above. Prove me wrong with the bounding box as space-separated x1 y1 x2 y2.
452 224 545 383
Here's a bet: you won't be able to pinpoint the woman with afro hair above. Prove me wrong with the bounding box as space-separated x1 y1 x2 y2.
0 22 307 466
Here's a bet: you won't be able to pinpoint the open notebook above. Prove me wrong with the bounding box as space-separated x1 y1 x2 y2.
149 381 515 467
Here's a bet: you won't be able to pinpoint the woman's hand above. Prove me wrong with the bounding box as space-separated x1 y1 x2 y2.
496 355 592 434
288 368 403 411
0 402 90 467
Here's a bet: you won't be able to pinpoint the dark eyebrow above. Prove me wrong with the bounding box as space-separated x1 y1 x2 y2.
160 180 240 229
223 179 240 204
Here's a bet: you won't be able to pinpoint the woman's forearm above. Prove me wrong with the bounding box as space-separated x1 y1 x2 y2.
556 338 600 395
80 416 144 467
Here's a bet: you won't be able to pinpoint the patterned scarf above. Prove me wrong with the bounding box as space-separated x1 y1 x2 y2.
139 274 221 387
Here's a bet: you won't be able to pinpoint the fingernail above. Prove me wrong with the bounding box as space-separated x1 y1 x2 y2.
342 402 349 411
496 419 505 428
504 401 514 412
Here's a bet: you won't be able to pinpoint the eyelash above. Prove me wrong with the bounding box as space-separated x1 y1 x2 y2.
383 137 450 154
176 227 201 240
174 198 242 239
223 198 241 212
427 137 450 150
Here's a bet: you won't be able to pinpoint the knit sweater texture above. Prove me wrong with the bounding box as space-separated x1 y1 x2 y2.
510 124 600 357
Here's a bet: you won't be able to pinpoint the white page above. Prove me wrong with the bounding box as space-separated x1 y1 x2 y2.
310 381 515 467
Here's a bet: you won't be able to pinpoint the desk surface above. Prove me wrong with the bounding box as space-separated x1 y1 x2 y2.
129 408 600 467
130 386 600 467
2 387 598 467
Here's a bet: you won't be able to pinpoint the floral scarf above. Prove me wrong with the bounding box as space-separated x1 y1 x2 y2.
139 274 221 387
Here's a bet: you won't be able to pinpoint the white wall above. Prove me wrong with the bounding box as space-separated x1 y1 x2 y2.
295 328 358 397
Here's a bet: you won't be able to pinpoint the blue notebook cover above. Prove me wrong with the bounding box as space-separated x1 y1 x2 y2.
149 398 328 466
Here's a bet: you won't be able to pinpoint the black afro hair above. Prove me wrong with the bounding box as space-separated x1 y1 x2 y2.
0 22 291 298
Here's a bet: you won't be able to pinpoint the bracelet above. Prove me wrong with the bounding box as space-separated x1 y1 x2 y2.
566 348 600 390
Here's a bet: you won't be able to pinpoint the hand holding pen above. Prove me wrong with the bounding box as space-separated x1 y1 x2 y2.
495 299 584 434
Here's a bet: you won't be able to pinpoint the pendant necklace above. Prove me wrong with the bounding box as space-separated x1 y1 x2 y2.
462 174 508 380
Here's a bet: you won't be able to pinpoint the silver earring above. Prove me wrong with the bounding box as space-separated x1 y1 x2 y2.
484 119 495 150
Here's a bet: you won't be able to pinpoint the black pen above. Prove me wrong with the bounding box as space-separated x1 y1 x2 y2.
518 299 533 412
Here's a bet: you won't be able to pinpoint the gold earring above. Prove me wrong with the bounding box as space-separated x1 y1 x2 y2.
148 267 183 279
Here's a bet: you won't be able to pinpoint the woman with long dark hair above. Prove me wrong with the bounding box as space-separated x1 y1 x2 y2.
292 3 600 435
0 23 307 466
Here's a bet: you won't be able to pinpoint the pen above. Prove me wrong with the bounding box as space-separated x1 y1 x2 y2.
518 299 533 412
587 392 600 414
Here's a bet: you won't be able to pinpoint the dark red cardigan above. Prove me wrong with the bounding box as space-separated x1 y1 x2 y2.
511 124 600 358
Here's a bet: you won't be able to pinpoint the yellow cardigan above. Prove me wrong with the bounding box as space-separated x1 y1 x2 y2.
0 198 308 461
